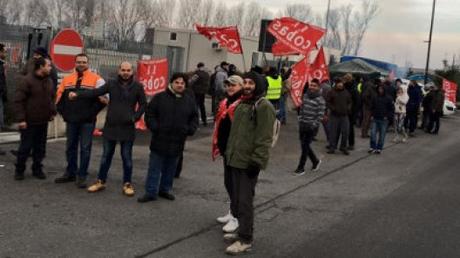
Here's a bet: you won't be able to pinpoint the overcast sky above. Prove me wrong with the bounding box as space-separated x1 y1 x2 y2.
233 0 460 69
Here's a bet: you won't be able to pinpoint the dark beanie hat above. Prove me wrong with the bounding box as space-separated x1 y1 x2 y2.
34 47 49 58
243 71 266 98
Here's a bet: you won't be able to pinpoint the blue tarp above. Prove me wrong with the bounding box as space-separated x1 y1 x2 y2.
341 56 399 75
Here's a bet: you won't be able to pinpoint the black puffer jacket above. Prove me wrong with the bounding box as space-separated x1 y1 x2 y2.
145 88 198 156
371 86 394 120
77 77 147 141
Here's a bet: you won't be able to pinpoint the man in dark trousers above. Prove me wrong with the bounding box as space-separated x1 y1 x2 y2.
405 80 423 136
427 84 444 135
68 61 147 196
13 57 56 180
189 62 210 126
0 43 8 155
223 71 276 255
54 53 107 188
138 73 198 203
343 73 359 150
326 78 352 155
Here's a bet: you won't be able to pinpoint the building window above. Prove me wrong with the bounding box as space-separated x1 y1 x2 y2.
170 32 177 41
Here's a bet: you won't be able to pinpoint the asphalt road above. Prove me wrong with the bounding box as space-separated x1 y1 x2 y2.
1 112 459 258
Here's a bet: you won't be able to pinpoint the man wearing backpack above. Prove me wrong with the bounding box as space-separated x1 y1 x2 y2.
223 71 276 255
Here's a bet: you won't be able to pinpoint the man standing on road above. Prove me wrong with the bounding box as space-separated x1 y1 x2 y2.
294 79 325 175
213 62 229 113
189 62 210 126
326 78 352 155
426 84 444 135
0 43 8 156
405 80 423 136
223 71 276 255
13 57 56 180
54 53 107 188
369 84 394 154
343 73 359 150
361 78 378 138
137 73 198 203
68 61 146 196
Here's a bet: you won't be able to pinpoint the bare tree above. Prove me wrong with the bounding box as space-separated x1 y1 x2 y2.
198 0 215 26
340 4 353 55
212 2 227 26
106 0 143 42
225 2 245 28
177 0 202 29
325 9 341 50
352 0 379 55
25 0 52 27
243 1 272 37
282 3 313 23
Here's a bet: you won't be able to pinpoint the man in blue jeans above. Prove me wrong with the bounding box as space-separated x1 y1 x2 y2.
369 84 394 154
69 62 146 196
138 73 198 203
55 53 107 188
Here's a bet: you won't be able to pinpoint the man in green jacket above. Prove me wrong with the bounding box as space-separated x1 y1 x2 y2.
224 71 276 255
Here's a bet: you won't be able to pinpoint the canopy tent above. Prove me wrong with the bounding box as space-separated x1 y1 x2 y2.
329 58 390 78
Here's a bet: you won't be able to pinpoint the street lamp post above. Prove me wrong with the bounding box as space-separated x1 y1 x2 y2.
424 0 436 85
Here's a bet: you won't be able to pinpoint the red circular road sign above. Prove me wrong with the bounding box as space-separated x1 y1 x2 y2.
50 29 84 72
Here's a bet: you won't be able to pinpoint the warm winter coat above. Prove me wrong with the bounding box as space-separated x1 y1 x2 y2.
77 77 147 141
362 81 376 109
0 59 7 101
21 58 59 90
190 69 210 95
326 87 352 116
406 84 423 112
56 70 106 123
394 91 409 114
145 87 198 156
371 90 394 120
225 72 276 170
298 90 325 130
431 89 445 113
14 74 56 125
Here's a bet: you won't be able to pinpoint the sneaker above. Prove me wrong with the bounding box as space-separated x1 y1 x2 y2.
87 180 106 193
223 233 239 242
76 177 87 189
123 182 135 197
402 138 407 143
375 150 382 154
217 211 234 224
340 149 350 155
158 191 175 201
368 148 375 154
54 174 76 183
222 218 239 233
14 172 25 181
32 171 47 180
225 241 252 255
294 168 305 176
137 194 157 203
312 160 322 172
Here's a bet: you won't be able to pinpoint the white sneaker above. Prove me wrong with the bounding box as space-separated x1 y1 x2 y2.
225 240 252 255
217 211 234 224
223 233 239 242
222 218 239 233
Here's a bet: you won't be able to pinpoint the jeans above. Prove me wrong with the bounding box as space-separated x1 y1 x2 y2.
329 114 349 150
278 94 287 123
15 123 48 173
230 166 259 243
66 122 95 178
97 138 133 183
144 151 179 197
194 93 207 125
370 119 388 150
297 127 319 170
174 152 183 178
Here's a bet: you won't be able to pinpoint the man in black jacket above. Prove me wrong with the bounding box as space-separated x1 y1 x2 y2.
190 62 210 126
369 84 394 154
69 62 146 196
21 47 59 91
0 43 7 155
138 73 198 203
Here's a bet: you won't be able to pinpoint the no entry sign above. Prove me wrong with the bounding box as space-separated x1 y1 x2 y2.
50 29 84 72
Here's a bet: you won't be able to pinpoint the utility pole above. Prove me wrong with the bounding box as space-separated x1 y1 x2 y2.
424 0 436 85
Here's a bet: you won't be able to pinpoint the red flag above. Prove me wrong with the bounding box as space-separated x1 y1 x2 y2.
272 41 299 56
195 24 243 54
268 17 325 56
309 47 329 82
137 59 168 96
443 79 458 103
289 57 310 107
136 58 169 131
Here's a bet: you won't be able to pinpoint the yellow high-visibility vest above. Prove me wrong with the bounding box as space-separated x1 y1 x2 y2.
357 82 363 94
266 76 282 100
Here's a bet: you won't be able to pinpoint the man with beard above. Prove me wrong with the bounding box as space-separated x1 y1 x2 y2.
68 62 146 196
13 57 56 180
54 53 107 188
223 71 276 255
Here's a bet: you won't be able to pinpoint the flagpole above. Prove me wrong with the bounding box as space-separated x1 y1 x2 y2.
236 26 247 72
